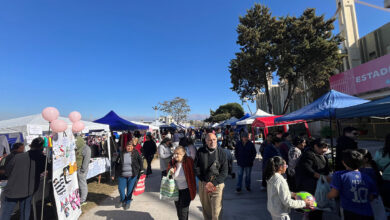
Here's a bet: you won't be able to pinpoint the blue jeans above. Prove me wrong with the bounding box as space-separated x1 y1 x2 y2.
236 166 252 189
1 195 33 220
118 176 138 204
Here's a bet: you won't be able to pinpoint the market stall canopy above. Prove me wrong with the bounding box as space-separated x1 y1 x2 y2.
236 109 273 125
252 115 307 128
151 120 167 128
252 115 311 138
231 113 251 126
131 121 159 130
94 111 148 130
220 117 238 127
211 123 219 128
0 114 110 135
335 95 390 119
275 90 369 123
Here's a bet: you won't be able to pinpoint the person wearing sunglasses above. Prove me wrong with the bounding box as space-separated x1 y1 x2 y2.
335 127 359 171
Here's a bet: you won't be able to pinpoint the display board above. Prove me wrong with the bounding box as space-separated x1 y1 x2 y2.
87 157 110 179
52 129 82 220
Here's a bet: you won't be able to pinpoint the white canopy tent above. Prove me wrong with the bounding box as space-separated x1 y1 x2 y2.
0 114 110 135
236 109 273 125
131 121 159 130
0 114 110 152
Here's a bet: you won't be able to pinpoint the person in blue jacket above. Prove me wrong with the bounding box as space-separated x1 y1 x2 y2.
261 136 282 188
235 132 257 192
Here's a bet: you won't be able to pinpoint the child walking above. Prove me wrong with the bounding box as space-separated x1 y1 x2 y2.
327 150 377 220
265 156 313 220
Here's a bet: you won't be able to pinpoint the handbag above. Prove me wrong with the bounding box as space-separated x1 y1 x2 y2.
315 175 336 212
133 174 146 196
159 170 179 201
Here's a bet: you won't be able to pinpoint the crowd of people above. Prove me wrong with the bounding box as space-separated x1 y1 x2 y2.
0 126 389 220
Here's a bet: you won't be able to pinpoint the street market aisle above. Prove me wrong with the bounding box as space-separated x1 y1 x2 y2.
80 155 339 220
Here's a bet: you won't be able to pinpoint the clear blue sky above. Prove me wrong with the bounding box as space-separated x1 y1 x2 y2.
0 0 388 121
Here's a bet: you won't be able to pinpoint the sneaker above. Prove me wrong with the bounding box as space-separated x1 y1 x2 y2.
115 201 123 208
246 187 251 192
124 203 130 210
236 188 242 193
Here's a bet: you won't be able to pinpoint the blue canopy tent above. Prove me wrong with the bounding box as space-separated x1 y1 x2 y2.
336 95 390 119
94 111 149 130
275 90 369 122
275 90 368 169
231 113 251 126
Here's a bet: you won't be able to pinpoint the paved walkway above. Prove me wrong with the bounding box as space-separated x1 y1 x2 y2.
81 154 340 220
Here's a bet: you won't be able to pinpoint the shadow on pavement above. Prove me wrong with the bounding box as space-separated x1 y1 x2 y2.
95 210 154 220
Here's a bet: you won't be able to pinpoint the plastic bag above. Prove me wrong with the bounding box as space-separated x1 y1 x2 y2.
133 174 146 196
371 196 387 220
159 170 179 201
314 175 336 211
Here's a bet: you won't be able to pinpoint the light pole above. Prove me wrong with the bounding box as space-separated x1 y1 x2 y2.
152 105 159 121
242 97 253 115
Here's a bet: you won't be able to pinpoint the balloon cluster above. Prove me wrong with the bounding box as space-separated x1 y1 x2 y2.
41 107 85 133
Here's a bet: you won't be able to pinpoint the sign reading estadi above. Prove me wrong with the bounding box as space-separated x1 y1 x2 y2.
330 53 390 95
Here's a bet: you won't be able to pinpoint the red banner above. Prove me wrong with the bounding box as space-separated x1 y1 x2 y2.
330 53 390 95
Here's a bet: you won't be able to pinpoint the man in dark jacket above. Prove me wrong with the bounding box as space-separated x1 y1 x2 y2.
142 135 157 176
0 142 25 180
235 132 256 192
261 137 282 188
295 138 330 220
1 137 46 220
335 127 358 171
194 133 228 220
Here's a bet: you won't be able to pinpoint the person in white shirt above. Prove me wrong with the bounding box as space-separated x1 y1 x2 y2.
158 138 173 178
265 156 313 220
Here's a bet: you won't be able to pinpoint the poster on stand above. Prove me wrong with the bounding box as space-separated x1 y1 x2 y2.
52 129 82 220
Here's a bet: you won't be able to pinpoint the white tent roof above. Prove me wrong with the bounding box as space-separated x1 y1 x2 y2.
236 109 273 125
0 114 110 135
131 121 159 130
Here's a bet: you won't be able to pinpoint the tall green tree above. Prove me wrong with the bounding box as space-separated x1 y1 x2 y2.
229 4 280 114
230 4 343 114
206 103 244 123
159 97 191 125
276 9 343 113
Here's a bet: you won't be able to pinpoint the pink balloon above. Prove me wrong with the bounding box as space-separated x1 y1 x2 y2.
42 107 59 122
50 119 68 133
72 121 85 133
69 111 82 122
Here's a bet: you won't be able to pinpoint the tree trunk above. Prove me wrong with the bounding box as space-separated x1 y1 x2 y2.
264 83 273 114
282 83 295 114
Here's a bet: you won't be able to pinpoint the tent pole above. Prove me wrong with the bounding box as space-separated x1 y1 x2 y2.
329 118 335 171
41 124 51 220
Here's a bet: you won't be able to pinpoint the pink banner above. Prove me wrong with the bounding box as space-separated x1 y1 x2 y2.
330 53 390 95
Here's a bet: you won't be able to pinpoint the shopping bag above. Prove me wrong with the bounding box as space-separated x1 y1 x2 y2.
133 174 146 196
370 196 387 220
314 175 336 211
159 170 179 201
